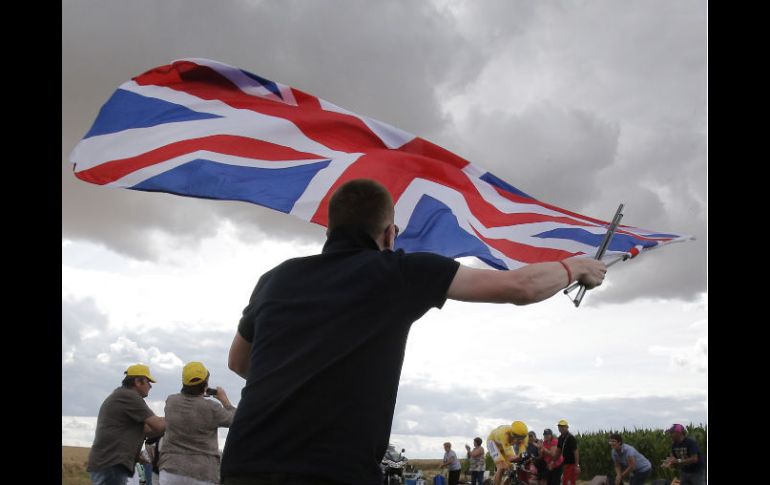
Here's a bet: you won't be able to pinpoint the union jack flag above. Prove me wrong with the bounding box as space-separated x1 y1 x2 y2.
70 58 691 270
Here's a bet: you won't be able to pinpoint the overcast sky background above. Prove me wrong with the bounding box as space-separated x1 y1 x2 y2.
62 0 707 458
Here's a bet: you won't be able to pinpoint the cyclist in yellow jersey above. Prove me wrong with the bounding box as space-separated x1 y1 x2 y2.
487 421 529 485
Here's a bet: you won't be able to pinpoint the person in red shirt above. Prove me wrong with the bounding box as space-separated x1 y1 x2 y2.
537 429 563 485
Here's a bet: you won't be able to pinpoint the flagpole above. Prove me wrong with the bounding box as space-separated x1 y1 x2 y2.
564 204 624 307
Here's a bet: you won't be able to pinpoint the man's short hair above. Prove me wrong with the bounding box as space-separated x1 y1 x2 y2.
609 433 623 443
122 376 144 388
328 179 394 239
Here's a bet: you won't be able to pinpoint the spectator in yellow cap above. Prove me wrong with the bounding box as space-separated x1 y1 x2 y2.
556 419 580 485
159 361 236 485
87 363 166 485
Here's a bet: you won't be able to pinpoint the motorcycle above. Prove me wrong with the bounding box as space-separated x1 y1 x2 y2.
381 444 409 485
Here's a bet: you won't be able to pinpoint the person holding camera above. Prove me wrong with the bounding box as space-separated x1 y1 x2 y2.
159 361 236 484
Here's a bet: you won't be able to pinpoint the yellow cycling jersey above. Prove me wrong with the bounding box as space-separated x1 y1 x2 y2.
487 425 529 462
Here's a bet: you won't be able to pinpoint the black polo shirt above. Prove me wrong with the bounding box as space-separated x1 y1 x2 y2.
220 227 460 484
558 433 578 464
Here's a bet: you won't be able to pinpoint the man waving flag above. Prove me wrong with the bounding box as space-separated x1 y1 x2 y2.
70 58 691 271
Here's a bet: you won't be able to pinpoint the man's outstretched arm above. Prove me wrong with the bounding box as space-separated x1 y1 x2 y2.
447 256 606 305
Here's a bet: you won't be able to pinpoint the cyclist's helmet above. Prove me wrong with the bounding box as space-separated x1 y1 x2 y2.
511 421 528 437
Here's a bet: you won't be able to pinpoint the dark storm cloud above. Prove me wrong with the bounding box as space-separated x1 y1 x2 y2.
434 0 706 303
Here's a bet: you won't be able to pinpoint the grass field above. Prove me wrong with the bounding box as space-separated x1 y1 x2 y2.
62 446 91 485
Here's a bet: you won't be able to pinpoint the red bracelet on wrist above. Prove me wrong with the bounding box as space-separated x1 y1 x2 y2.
559 260 572 286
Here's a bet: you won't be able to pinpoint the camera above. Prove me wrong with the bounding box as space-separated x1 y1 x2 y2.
205 388 218 396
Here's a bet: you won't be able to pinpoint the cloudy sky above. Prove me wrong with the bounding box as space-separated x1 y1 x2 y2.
62 0 707 458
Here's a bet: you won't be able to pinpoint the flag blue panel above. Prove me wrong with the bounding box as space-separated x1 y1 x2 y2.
132 159 331 213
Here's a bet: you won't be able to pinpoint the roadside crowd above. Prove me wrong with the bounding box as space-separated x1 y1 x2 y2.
438 420 705 485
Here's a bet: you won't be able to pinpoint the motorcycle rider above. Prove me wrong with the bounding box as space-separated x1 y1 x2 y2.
487 421 529 485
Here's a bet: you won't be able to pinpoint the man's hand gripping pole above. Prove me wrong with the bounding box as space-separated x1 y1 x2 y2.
563 204 625 307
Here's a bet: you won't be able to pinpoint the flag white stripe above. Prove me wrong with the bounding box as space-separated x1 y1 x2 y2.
289 153 363 220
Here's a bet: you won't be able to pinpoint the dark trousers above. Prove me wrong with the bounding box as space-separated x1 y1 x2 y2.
629 469 651 485
470 470 484 485
448 469 461 485
545 465 562 485
611 469 652 485
680 470 706 485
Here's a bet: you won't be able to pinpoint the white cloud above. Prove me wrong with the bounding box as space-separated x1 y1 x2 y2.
649 336 708 373
62 417 98 448
101 336 183 370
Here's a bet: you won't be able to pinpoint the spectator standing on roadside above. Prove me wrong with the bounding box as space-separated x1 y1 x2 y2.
465 437 485 485
556 420 580 485
87 364 166 485
442 442 462 485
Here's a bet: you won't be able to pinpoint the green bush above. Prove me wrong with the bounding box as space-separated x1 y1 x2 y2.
576 423 707 481
459 425 706 481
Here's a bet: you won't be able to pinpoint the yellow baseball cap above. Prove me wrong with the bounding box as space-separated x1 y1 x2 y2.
558 419 569 427
125 364 156 383
182 361 209 386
